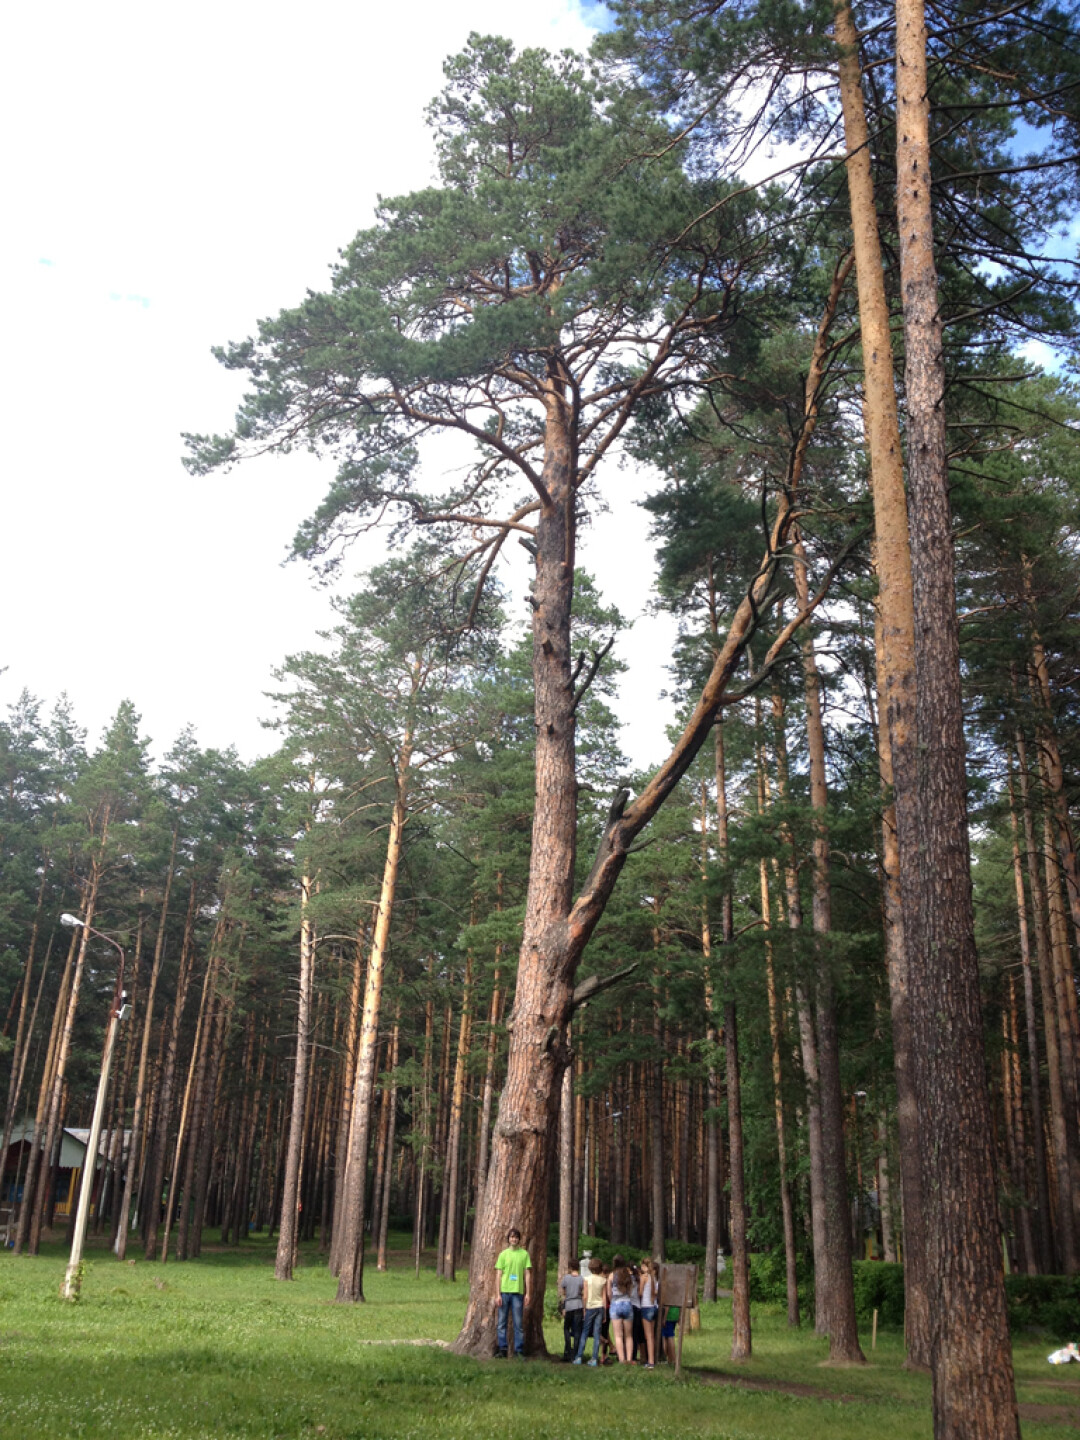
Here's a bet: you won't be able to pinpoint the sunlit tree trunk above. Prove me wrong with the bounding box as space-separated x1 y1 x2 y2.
336 745 411 1303
276 870 315 1280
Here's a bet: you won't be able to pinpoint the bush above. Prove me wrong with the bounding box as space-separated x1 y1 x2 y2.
853 1261 906 1328
576 1235 646 1268
748 1249 814 1310
664 1240 707 1266
1005 1274 1080 1336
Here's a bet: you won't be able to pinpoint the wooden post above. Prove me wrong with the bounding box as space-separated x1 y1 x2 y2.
872 1307 879 1352
675 1264 696 1377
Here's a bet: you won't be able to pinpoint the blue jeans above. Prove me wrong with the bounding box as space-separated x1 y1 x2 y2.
497 1291 524 1355
576 1306 604 1361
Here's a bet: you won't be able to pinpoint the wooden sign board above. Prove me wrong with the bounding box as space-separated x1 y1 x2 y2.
660 1262 698 1376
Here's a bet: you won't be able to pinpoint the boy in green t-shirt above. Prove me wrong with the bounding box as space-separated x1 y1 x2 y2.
493 1227 532 1358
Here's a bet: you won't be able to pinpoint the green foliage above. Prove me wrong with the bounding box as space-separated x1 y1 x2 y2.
852 1262 906 1329
748 1250 814 1309
1005 1275 1080 1338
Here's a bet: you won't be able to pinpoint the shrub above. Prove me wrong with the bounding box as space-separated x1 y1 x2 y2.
664 1240 707 1266
1005 1274 1080 1336
748 1249 815 1310
852 1261 906 1327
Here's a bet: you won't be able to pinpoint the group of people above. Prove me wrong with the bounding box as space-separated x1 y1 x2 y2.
492 1226 683 1366
558 1255 680 1368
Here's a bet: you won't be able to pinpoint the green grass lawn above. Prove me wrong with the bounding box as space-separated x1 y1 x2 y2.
1 1231 1077 1439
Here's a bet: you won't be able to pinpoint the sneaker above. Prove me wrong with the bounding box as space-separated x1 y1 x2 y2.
588 1358 598 1367
495 1349 507 1359
573 1358 583 1366
646 1363 655 1370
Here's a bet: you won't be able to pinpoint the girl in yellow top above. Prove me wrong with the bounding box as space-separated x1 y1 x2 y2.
573 1258 607 1365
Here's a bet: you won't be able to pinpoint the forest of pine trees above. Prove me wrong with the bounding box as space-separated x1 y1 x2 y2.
4 4 1080 1436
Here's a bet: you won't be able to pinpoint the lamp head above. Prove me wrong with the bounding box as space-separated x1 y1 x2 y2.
60 913 84 928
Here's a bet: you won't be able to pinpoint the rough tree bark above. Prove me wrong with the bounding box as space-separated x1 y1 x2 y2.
895 0 1019 1427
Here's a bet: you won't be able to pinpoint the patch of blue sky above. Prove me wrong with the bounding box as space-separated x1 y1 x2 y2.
575 0 616 30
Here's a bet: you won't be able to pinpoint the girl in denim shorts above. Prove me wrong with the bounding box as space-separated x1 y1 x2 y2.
638 1257 659 1368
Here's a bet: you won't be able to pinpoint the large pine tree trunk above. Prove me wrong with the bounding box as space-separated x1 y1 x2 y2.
276 871 315 1280
895 0 1019 1428
453 392 578 1358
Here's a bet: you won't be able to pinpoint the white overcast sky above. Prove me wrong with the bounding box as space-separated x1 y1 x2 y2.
1 0 682 772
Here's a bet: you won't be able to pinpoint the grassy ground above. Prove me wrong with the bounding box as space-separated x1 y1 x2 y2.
1 1230 1078 1439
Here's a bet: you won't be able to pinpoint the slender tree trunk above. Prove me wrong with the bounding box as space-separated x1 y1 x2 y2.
1 925 54 1225
475 884 502 1212
442 951 473 1283
1009 759 1054 1272
0 872 49 1178
895 0 1019 1427
793 536 863 1364
717 717 751 1360
144 877 198 1259
414 997 433 1279
871 581 933 1363
376 1014 400 1272
15 925 77 1253
1017 730 1075 1271
335 743 411 1304
650 969 666 1262
700 774 719 1300
762 854 799 1326
330 920 368 1276
1043 811 1080 1249
772 693 829 1333
558 1029 574 1279
276 869 315 1280
30 858 105 1254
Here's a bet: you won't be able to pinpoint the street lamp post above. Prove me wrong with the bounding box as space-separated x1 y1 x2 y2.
58 914 128 1302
